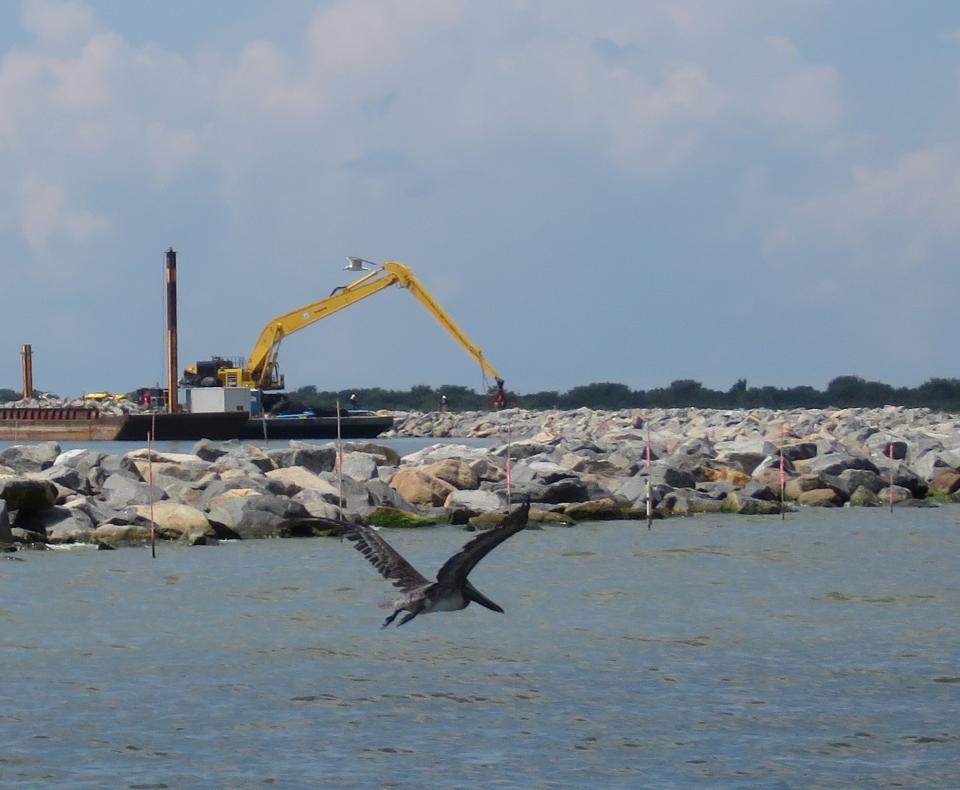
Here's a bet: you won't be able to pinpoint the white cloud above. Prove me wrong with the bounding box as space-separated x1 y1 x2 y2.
767 146 960 265
0 0 850 204
145 122 202 181
22 0 98 52
762 63 842 132
19 175 111 253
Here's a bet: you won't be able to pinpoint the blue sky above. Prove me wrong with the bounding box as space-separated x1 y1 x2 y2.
2 0 959 399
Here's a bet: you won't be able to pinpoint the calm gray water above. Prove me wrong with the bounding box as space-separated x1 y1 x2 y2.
2 507 959 788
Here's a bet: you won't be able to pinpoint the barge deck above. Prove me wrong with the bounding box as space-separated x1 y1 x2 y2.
0 408 393 443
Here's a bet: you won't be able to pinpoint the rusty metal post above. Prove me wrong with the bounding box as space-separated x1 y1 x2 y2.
165 248 179 414
21 344 33 399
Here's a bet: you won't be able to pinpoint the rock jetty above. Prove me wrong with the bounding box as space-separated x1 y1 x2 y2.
2 406 959 551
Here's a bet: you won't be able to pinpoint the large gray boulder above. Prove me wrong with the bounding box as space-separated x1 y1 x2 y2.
484 479 548 504
753 454 797 476
613 474 655 506
667 438 717 468
339 452 379 481
651 464 697 491
290 491 344 520
659 489 724 515
210 447 274 475
365 479 416 512
318 472 374 515
741 480 776 501
99 454 143 483
804 453 879 477
206 493 311 539
0 500 12 544
58 452 137 494
21 506 95 543
781 442 819 462
100 474 168 509
401 442 491 466
266 443 337 474
192 438 244 462
696 481 738 500
909 450 956 484
821 469 885 498
194 477 270 510
25 465 83 494
0 442 61 473
0 479 58 512
445 489 504 524
150 469 219 506
489 440 556 461
76 495 142 528
879 463 927 498
340 442 401 467
714 449 765 475
606 443 656 474
539 477 591 504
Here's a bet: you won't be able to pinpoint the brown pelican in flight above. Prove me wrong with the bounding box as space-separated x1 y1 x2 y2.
339 500 529 628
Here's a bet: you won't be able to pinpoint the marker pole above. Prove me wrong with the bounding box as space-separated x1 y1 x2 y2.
780 423 786 520
148 419 156 559
645 425 653 529
505 424 512 507
336 399 344 519
888 442 895 513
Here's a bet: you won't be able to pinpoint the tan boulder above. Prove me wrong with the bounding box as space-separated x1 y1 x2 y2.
929 468 960 496
722 491 782 515
126 450 201 465
266 466 340 497
705 465 751 487
93 523 152 547
419 458 479 490
784 474 823 500
220 468 261 484
849 486 880 507
468 458 505 483
206 488 263 510
130 460 211 483
134 502 215 540
389 468 456 506
564 498 626 521
798 488 843 506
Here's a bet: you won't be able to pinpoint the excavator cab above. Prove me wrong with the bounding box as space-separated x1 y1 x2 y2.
181 357 233 388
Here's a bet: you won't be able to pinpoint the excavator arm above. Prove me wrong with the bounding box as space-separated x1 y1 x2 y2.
215 261 506 405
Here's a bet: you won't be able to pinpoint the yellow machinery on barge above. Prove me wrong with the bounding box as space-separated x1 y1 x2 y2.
181 259 507 408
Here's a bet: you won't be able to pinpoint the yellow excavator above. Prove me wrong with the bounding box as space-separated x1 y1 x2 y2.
182 259 507 407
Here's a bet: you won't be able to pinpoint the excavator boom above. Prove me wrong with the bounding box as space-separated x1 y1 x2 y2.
195 261 505 405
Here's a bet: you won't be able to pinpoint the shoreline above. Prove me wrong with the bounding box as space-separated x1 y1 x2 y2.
3 406 959 551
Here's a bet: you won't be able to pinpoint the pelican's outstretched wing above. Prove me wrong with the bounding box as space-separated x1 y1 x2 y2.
435 499 529 587
339 522 430 593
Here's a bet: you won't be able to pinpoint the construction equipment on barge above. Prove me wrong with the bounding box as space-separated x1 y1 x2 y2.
181 258 507 408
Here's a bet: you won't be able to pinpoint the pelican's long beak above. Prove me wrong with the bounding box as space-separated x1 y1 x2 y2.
465 583 504 613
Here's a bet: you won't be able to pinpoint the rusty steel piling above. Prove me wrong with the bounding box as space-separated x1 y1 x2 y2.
20 344 33 400
165 248 179 414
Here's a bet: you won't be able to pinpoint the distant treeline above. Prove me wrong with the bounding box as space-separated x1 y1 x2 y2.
287 376 960 413
4 376 960 412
